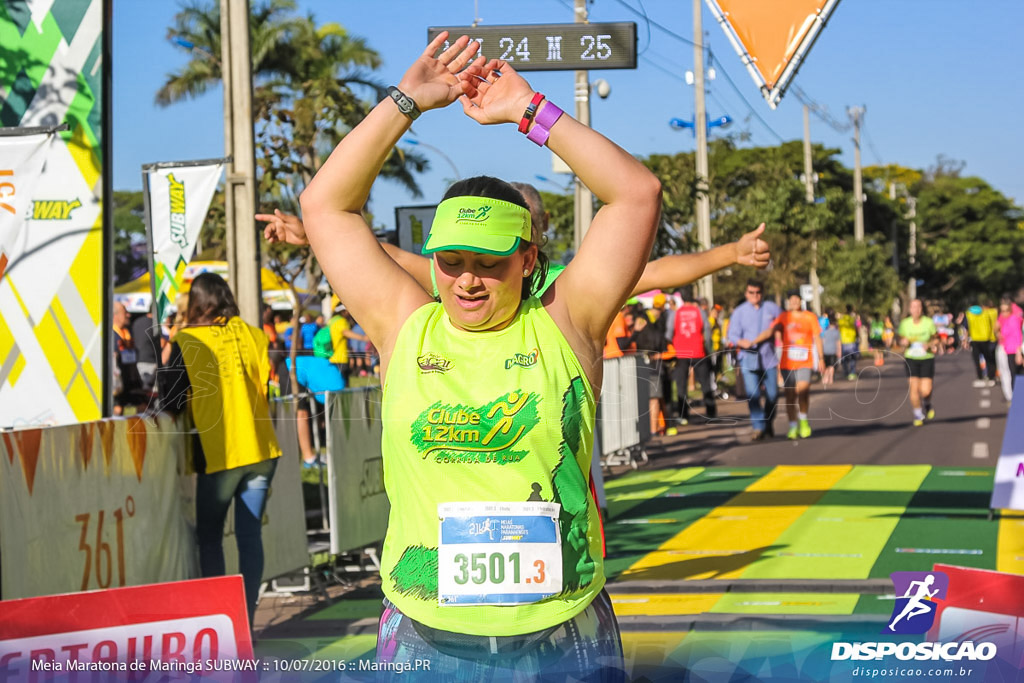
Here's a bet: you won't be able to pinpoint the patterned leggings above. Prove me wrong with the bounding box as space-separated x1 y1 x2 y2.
375 590 626 682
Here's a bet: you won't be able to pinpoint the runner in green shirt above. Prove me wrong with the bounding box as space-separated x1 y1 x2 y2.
898 299 940 426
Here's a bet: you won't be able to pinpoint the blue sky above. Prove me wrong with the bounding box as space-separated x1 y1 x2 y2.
113 0 1024 233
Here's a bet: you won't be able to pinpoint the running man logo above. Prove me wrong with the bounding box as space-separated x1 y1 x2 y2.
455 205 493 224
31 198 81 220
883 571 949 634
504 348 539 370
167 173 187 248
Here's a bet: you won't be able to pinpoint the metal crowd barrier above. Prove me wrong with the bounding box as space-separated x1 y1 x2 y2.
597 355 651 469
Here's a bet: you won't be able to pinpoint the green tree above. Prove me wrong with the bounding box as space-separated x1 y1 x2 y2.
158 0 428 253
538 190 574 263
111 190 148 286
912 170 1024 306
817 238 901 314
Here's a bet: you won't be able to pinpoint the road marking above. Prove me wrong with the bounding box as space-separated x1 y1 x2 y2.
977 417 991 429
982 389 991 397
896 548 983 555
980 399 991 409
972 442 990 459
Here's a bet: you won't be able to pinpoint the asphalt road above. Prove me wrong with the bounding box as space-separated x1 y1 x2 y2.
637 350 1008 470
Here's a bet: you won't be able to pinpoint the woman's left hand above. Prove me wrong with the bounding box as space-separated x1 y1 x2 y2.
397 32 482 113
735 223 770 268
457 58 535 125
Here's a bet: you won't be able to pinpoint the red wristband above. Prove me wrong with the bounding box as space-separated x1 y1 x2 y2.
518 93 545 133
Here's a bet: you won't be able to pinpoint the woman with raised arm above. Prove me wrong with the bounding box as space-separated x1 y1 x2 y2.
299 33 660 680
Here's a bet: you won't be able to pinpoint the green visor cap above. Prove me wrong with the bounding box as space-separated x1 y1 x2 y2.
422 196 532 256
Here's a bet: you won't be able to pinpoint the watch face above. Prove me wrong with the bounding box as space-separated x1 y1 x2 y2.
389 87 418 118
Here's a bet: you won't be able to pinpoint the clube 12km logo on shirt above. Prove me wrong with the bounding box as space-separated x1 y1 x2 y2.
831 572 997 662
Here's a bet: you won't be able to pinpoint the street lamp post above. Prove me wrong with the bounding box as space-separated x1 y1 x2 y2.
402 138 461 183
669 114 732 135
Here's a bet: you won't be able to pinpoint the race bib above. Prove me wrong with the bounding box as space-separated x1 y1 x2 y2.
437 501 562 606
119 349 137 365
908 342 927 359
786 347 809 362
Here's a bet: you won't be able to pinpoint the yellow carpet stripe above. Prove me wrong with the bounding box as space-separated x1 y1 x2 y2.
610 593 722 617
996 512 1024 575
620 466 851 581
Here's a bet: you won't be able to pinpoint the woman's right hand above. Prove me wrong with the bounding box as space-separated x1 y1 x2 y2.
397 32 482 113
257 209 309 245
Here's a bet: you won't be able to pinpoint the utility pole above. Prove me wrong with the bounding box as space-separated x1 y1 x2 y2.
693 0 713 305
221 0 261 326
803 105 821 315
848 105 865 242
572 0 594 252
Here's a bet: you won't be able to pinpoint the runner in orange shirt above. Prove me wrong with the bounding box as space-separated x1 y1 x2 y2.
738 291 824 439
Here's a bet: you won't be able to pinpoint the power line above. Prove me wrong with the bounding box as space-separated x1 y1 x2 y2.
792 85 850 133
610 0 698 47
614 0 785 143
861 119 884 166
706 47 784 143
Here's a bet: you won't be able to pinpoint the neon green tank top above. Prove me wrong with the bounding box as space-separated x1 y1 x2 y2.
380 297 602 636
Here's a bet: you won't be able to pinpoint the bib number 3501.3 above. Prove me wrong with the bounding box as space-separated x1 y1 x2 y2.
438 501 562 606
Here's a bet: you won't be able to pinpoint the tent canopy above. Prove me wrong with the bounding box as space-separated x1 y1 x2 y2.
114 261 314 314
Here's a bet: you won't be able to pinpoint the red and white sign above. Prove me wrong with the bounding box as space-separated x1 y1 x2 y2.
927 564 1024 671
0 576 254 680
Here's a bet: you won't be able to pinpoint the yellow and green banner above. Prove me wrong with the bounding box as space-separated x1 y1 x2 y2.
0 0 107 427
142 161 225 325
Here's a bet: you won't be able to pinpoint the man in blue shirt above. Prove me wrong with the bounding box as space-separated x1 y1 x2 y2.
726 279 782 440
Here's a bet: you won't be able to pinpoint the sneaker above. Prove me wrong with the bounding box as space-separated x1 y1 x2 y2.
302 458 321 469
750 430 766 442
986 379 997 388
926 408 936 420
665 427 678 436
787 426 799 440
972 380 986 388
847 373 858 381
912 418 924 427
677 418 689 426
798 419 812 438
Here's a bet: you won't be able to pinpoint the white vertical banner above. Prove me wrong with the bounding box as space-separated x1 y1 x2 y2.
0 131 55 281
144 160 225 324
991 391 1024 511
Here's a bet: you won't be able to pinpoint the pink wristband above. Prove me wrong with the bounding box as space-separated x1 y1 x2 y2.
525 101 564 146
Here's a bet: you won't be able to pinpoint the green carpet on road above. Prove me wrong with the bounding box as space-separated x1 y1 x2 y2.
737 465 929 580
604 468 772 579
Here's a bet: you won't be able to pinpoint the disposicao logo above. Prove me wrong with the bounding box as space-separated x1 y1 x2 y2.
884 571 948 635
830 570 997 663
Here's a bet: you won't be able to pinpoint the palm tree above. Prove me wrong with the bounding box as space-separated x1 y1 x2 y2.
158 0 427 199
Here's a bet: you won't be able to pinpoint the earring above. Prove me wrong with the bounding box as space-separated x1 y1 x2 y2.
523 269 530 276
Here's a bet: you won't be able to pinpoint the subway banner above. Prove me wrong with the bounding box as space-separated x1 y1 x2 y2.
0 0 109 427
0 131 54 281
144 160 225 325
0 416 194 600
705 0 841 108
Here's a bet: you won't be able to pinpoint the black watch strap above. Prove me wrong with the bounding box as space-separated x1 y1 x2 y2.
386 86 421 120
